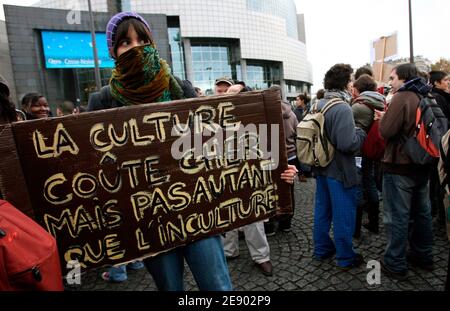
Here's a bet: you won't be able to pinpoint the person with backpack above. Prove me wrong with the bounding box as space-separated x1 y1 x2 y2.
310 64 367 269
351 74 386 235
378 63 445 279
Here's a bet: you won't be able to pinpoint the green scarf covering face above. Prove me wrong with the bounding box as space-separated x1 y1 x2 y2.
110 44 184 105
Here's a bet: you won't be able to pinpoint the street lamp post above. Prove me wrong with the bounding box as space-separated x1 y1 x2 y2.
206 67 212 95
408 0 414 63
88 0 102 91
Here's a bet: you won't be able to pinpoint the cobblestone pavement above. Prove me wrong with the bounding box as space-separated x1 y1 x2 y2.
71 178 449 291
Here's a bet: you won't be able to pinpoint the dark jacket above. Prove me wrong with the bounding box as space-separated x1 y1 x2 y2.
293 107 304 122
432 87 450 128
87 86 122 111
380 77 432 176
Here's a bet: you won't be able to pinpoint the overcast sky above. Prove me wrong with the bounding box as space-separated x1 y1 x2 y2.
1 0 449 92
295 0 450 92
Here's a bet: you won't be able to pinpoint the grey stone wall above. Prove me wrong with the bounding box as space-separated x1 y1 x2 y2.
4 5 169 109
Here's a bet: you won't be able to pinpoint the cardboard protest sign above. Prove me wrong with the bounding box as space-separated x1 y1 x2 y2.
372 33 397 83
373 33 397 62
0 88 291 273
373 62 395 84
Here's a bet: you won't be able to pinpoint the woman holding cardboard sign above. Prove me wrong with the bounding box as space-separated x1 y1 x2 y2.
87 12 233 290
88 12 297 290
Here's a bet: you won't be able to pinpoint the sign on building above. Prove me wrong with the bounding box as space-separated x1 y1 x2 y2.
41 31 114 69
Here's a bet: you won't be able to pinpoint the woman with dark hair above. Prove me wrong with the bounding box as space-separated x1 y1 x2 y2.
0 74 18 124
21 93 35 119
88 13 184 111
88 12 229 291
88 12 297 289
22 93 50 119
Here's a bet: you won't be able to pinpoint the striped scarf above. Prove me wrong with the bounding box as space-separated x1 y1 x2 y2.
110 44 184 105
324 89 353 104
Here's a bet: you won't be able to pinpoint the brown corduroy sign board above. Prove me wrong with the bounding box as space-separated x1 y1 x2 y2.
0 88 291 274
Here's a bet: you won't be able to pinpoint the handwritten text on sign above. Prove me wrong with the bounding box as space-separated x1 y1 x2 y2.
1 89 291 272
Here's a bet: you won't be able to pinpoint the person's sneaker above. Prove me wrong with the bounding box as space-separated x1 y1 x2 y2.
278 221 291 233
127 261 145 270
101 272 126 283
407 254 434 271
339 253 364 270
380 259 408 280
255 261 273 277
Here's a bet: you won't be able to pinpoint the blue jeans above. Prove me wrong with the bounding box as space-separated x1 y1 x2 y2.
144 235 233 291
108 261 145 282
383 173 433 273
313 176 358 267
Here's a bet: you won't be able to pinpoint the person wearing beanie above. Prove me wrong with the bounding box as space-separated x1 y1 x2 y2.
87 12 232 291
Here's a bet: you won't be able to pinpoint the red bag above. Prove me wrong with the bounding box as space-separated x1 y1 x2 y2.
361 119 385 160
0 200 64 291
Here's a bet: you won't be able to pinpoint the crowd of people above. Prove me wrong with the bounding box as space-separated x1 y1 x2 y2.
0 11 449 291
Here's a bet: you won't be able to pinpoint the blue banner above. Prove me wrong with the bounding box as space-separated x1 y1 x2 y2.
41 31 114 68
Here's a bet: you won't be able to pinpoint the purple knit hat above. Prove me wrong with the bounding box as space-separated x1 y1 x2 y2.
106 11 151 59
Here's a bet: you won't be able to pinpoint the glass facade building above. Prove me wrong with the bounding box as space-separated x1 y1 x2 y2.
131 0 312 98
168 27 186 80
191 43 238 95
30 0 312 100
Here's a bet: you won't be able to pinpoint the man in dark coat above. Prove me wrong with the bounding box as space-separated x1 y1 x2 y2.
430 71 450 126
